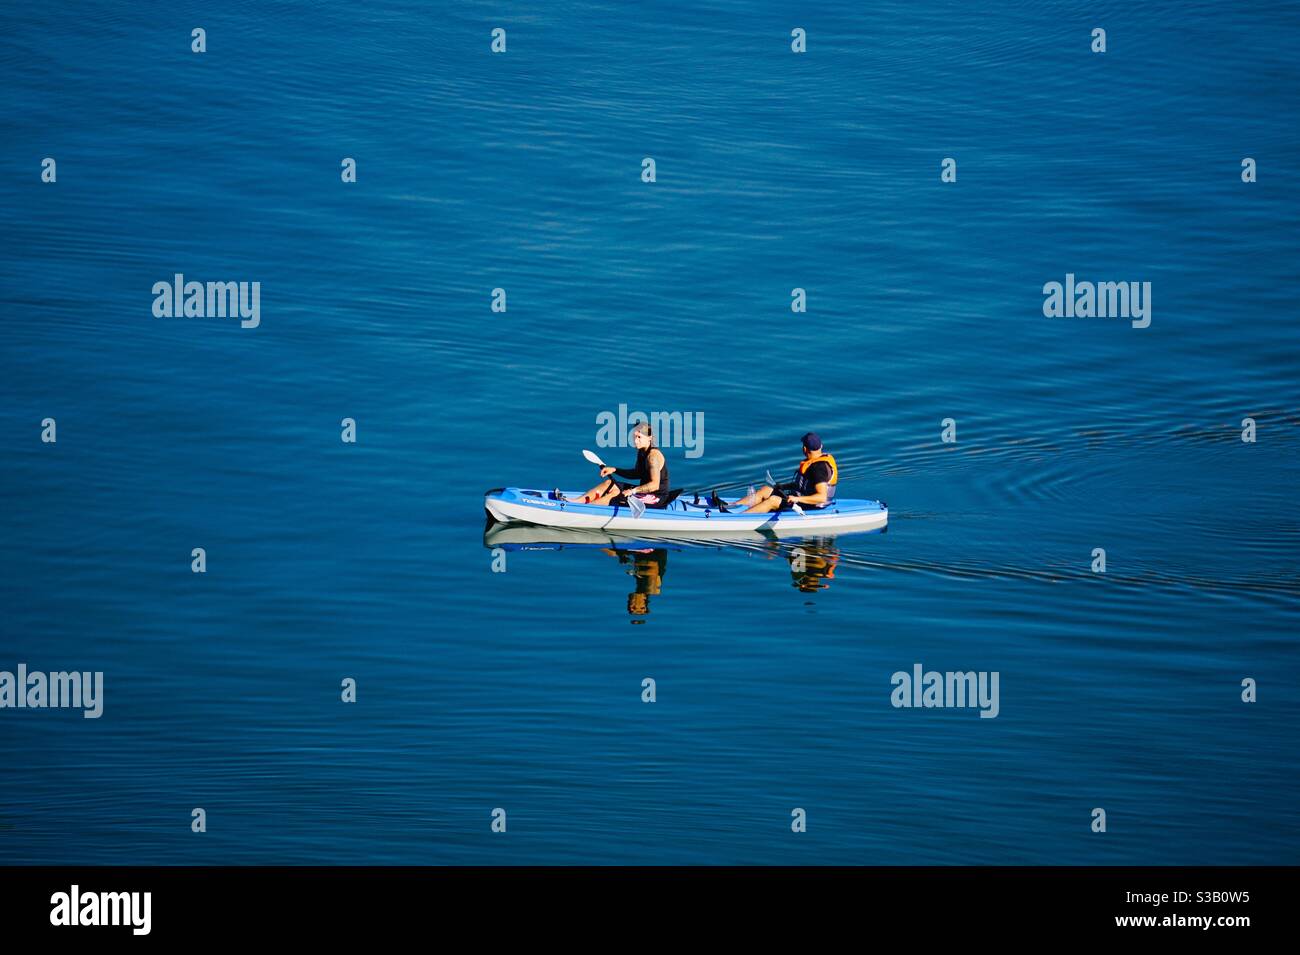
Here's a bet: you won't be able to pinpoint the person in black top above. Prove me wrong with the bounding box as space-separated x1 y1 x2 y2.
734 432 838 514
577 422 671 507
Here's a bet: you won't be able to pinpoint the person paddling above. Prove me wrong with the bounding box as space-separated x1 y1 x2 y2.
733 432 837 514
577 422 671 507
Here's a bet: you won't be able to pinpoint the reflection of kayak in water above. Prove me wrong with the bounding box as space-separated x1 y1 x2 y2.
488 522 873 597
483 522 794 551
482 525 674 617
485 523 696 552
484 488 888 536
484 524 865 596
482 522 884 552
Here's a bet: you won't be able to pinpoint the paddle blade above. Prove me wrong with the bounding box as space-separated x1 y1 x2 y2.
626 494 646 518
582 449 606 468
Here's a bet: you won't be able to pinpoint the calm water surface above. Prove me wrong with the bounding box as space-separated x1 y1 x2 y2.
1 1 1298 863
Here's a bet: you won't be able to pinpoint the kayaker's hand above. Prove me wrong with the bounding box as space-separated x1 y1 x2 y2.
600 466 615 477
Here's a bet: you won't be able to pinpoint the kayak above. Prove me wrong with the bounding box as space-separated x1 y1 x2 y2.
484 487 888 536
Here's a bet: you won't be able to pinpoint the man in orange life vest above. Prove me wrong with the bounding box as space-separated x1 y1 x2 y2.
734 432 838 514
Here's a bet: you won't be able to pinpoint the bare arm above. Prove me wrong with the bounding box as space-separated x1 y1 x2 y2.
623 450 664 495
789 481 829 506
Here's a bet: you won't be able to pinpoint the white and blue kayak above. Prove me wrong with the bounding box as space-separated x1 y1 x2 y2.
484 487 888 536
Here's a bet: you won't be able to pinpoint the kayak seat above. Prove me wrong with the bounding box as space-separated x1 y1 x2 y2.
658 488 684 508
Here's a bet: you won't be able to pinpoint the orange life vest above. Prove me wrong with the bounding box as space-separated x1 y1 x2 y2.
795 453 838 499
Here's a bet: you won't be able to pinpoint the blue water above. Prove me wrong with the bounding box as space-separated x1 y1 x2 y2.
2 1 1298 864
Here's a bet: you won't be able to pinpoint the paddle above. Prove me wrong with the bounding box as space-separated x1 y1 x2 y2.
584 449 646 516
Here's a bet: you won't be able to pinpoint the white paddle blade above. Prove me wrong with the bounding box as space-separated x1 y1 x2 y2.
582 449 606 468
765 470 775 487
626 494 646 518
791 502 805 515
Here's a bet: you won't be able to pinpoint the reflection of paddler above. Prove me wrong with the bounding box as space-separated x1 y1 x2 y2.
601 547 668 617
787 541 839 592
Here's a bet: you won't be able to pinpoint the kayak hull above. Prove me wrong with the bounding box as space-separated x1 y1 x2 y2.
484 488 888 536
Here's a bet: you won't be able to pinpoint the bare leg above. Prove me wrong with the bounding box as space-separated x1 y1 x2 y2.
588 482 627 506
743 493 783 514
734 485 774 507
578 478 615 503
